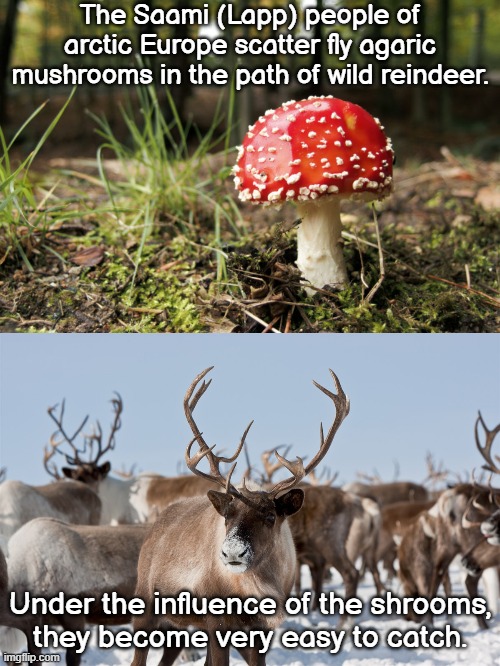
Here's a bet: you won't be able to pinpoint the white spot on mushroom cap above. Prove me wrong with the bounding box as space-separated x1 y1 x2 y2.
268 188 283 202
239 188 252 202
353 178 368 190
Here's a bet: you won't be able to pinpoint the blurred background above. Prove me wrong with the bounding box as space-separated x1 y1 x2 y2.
1 0 499 162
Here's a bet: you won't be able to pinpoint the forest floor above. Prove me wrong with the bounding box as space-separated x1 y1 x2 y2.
0 113 499 333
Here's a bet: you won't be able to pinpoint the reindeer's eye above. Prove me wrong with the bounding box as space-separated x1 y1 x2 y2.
264 513 276 527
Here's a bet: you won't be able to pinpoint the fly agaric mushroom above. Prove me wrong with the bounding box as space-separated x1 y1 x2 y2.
233 96 394 292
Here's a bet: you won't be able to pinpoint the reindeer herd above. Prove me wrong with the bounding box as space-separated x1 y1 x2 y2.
0 367 499 666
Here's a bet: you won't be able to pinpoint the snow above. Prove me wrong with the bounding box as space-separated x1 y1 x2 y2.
2 563 500 665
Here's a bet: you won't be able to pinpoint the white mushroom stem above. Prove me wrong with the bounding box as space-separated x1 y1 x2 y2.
295 198 348 294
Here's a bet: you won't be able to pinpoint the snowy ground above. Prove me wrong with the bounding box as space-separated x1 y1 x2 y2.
2 563 500 666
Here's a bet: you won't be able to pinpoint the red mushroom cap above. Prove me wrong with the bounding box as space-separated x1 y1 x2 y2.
233 96 394 206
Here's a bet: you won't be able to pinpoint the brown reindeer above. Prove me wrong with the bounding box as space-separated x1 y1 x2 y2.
343 480 428 506
377 498 438 582
455 413 500 628
130 366 350 666
290 487 384 612
129 474 218 522
397 413 500 629
397 507 454 623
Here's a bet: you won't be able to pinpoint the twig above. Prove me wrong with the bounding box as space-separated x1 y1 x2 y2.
127 307 164 314
262 314 281 333
242 309 282 333
16 318 54 327
363 206 385 304
426 275 500 308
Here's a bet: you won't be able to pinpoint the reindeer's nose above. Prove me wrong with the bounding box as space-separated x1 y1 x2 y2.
220 531 252 572
481 519 500 544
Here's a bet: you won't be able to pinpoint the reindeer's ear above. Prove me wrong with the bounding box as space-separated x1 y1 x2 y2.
275 488 304 517
208 490 233 517
62 467 78 480
98 462 111 477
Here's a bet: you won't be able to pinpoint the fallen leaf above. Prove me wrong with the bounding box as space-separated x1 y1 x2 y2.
475 186 500 211
70 246 105 266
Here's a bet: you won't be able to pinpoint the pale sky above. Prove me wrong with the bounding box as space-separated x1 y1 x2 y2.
0 334 498 487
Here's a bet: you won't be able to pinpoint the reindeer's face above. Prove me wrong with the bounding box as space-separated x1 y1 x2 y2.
481 510 500 545
62 461 111 487
208 488 304 573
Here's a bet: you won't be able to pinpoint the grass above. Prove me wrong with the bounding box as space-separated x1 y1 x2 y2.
0 92 74 269
91 85 243 297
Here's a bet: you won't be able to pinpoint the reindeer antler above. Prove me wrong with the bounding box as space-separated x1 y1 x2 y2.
46 393 123 471
184 367 252 490
267 368 349 498
85 393 123 465
423 452 451 488
261 445 292 483
43 435 64 480
47 400 90 466
184 367 349 502
475 411 500 475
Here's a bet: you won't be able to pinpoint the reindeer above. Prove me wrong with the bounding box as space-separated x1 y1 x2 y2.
1 517 153 665
129 474 218 522
452 413 500 628
397 505 455 623
50 394 225 524
398 413 500 629
130 366 350 666
45 393 145 525
0 427 101 546
343 480 428 506
0 546 33 654
377 498 438 582
290 486 384 611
